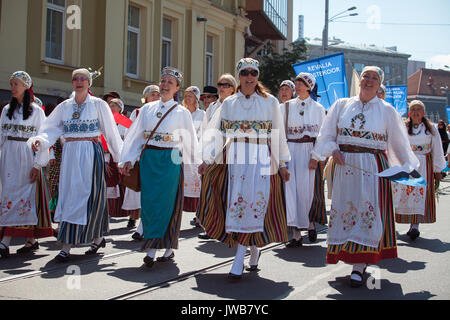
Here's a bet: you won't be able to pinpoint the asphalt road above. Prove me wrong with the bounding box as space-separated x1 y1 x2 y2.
1 176 449 303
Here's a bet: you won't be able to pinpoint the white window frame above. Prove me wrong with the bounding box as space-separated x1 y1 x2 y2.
45 0 66 64
162 17 172 69
205 35 214 86
126 4 140 78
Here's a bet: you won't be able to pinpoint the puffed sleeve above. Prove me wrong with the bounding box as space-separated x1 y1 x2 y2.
430 125 446 172
385 106 419 172
27 102 65 163
119 105 147 167
174 109 201 165
0 106 8 150
311 98 346 161
201 103 225 164
270 97 290 164
31 106 50 168
96 99 123 162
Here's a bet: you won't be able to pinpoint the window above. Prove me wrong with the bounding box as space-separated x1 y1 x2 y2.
205 35 214 86
127 4 140 77
46 0 66 63
162 18 172 69
385 66 390 74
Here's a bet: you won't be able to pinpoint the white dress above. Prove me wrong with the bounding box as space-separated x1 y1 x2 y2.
184 108 205 199
29 94 123 225
312 96 419 248
0 103 47 226
204 92 291 233
393 123 446 215
280 97 326 229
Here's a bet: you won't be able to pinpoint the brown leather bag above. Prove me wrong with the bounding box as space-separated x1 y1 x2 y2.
122 104 178 192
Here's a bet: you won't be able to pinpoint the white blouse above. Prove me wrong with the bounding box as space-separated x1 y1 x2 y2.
312 96 419 172
408 123 446 172
119 99 200 166
29 94 123 162
203 91 291 165
280 96 326 140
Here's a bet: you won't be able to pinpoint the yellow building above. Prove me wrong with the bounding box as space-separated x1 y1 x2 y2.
0 0 251 108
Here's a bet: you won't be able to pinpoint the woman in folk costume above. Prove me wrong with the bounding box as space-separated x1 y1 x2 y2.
312 66 419 287
195 73 237 238
281 72 326 248
198 58 291 280
182 86 205 214
120 67 199 267
0 71 52 259
393 100 446 241
126 85 161 241
30 68 123 262
278 80 295 104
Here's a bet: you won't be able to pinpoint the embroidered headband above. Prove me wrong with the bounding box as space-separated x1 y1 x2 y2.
185 86 201 101
236 58 260 74
161 67 183 84
280 80 295 91
10 71 32 89
72 68 93 87
361 66 384 84
295 72 316 91
409 100 426 112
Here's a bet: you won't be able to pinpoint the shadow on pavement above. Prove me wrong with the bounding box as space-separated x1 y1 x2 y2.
193 272 294 300
397 236 450 253
326 275 436 300
194 241 236 259
272 241 327 268
377 257 426 274
106 262 181 286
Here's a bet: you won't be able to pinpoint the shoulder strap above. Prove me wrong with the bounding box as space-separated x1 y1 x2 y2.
284 102 290 137
138 103 178 160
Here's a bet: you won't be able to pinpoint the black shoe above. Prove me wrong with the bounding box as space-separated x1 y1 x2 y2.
308 229 317 243
127 219 136 229
85 238 106 255
350 271 364 288
0 244 9 259
286 238 303 248
16 241 39 254
143 256 154 268
132 232 144 241
198 232 211 240
55 251 70 263
156 252 175 262
190 218 201 228
408 228 420 241
245 250 261 272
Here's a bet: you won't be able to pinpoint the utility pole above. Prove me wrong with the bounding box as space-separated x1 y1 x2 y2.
322 0 329 57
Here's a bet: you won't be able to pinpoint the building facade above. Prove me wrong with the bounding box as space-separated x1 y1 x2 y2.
0 0 250 109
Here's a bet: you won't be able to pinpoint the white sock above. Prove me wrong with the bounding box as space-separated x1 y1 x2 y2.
230 245 247 275
61 244 71 254
137 222 143 235
93 237 104 245
249 246 260 266
146 249 157 259
163 249 173 258
293 228 302 241
308 222 315 230
1 236 12 248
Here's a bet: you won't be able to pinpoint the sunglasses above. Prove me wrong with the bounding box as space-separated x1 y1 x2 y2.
240 70 258 77
72 76 89 82
217 82 232 88
203 95 216 99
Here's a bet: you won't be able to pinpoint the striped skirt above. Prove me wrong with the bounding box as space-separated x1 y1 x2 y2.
183 197 200 213
309 161 328 226
327 151 397 264
0 169 53 239
57 142 109 245
141 148 184 250
395 152 436 224
197 161 288 248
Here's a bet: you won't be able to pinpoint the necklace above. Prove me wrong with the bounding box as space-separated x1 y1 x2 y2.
298 99 306 116
350 102 367 130
72 103 85 120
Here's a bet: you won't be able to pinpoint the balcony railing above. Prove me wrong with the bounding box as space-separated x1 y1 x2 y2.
263 0 288 39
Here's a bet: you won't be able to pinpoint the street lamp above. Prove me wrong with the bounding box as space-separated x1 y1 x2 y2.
322 2 358 56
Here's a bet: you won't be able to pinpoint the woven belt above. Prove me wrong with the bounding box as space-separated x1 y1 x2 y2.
339 144 384 154
65 137 100 143
232 137 269 144
144 145 175 151
7 136 28 142
287 136 316 144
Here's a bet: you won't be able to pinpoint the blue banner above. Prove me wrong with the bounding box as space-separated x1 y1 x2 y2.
292 53 348 110
385 86 408 117
446 106 450 123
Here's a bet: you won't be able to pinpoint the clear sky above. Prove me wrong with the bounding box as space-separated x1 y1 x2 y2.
292 0 450 69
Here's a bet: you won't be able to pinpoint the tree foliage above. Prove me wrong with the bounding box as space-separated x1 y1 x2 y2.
257 40 308 96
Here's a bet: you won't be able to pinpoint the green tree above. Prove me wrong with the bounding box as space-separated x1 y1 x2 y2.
258 40 308 96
